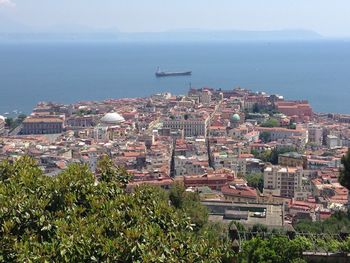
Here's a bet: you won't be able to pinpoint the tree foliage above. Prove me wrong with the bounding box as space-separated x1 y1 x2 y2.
4 114 27 130
245 173 264 192
250 224 268 233
294 212 350 235
261 118 280 128
169 182 209 230
239 236 311 263
251 104 279 115
0 157 233 262
229 221 246 232
253 147 297 165
259 131 271 143
339 148 350 190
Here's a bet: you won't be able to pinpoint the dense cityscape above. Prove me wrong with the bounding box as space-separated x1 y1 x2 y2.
1 86 349 219
1 84 350 262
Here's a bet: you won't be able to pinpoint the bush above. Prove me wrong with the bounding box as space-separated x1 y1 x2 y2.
0 157 233 262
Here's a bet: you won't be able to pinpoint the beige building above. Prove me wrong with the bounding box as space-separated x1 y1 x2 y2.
162 113 210 137
307 124 323 146
257 127 308 144
199 89 212 105
278 152 307 168
264 165 303 198
22 116 65 135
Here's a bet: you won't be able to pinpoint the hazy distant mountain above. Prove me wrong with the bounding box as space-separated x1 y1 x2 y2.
0 27 323 42
39 24 120 34
118 29 323 42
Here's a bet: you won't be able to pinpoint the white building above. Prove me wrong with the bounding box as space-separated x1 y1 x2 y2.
327 135 341 149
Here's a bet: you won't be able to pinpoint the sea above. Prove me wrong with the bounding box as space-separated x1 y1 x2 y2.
0 40 350 115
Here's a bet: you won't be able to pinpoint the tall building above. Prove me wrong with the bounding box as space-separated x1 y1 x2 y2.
327 135 341 149
0 116 5 136
199 89 212 105
307 124 323 146
264 165 303 198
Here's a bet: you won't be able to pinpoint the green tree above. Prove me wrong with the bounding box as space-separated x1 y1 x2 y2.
5 117 13 128
294 212 350 234
252 147 296 165
261 118 280 128
4 114 27 130
339 148 350 191
97 154 132 187
169 182 209 230
269 147 297 165
252 149 272 163
229 221 246 232
245 173 264 192
340 237 350 252
259 131 271 143
0 157 233 262
239 236 311 263
251 224 268 233
17 114 27 122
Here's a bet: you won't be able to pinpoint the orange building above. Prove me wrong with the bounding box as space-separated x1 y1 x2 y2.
275 100 313 122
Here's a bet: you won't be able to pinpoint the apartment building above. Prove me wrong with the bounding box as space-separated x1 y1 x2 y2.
264 165 303 198
0 116 5 136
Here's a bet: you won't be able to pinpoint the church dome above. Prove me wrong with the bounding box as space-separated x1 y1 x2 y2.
101 112 125 124
231 113 241 122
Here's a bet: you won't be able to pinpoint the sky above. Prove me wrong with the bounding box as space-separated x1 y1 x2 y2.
0 0 350 37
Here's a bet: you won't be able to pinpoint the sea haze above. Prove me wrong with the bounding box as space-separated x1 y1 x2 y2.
0 40 349 114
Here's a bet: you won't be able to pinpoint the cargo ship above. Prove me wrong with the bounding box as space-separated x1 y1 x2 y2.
155 67 192 77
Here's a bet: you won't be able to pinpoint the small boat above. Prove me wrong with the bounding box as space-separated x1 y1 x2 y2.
155 67 192 77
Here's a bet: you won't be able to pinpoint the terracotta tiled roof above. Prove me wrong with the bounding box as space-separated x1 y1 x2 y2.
221 184 257 198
